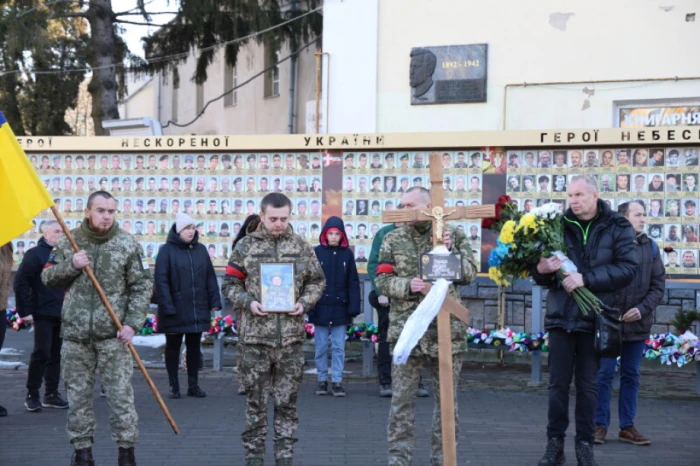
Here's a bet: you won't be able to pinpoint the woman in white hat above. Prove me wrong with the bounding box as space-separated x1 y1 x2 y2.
154 213 221 398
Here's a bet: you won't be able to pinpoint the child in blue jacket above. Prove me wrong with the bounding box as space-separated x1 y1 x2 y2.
308 216 361 397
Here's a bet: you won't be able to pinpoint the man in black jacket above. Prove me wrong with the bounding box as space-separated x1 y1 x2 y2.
532 175 638 466
13 220 68 411
595 201 665 446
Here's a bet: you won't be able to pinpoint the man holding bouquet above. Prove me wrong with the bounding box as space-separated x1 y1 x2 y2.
532 175 637 466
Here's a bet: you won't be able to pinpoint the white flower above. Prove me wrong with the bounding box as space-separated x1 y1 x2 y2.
531 202 560 220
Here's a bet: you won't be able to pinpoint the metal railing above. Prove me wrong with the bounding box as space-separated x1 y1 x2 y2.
213 272 700 394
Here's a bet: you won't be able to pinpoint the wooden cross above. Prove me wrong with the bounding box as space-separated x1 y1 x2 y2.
381 152 495 466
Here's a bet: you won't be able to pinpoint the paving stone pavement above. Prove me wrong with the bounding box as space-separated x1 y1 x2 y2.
1 362 699 466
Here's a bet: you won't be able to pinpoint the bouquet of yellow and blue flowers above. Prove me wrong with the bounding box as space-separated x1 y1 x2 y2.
484 197 604 315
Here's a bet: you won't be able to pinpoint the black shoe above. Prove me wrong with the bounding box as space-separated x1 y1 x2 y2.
575 440 598 466
315 381 328 395
538 437 565 466
25 391 42 412
168 376 180 399
118 446 136 466
378 384 393 397
415 383 429 397
186 377 206 398
0 404 7 417
71 447 95 466
43 390 69 409
331 383 346 397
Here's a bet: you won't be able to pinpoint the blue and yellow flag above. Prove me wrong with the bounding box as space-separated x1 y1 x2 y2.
0 111 54 246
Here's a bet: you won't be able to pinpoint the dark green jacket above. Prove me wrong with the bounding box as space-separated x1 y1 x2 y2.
367 224 396 295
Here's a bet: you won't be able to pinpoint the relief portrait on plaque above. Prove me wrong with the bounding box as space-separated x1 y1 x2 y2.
410 44 488 105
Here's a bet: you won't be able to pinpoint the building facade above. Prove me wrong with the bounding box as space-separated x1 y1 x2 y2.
119 39 320 136
323 0 700 133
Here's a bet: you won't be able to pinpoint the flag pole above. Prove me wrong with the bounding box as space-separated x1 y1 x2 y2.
50 206 180 435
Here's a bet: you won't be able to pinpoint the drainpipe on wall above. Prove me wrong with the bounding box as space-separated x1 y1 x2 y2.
288 0 298 134
157 71 162 123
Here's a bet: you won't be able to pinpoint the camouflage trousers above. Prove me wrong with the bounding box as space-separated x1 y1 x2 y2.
240 343 304 461
61 339 138 450
387 353 463 466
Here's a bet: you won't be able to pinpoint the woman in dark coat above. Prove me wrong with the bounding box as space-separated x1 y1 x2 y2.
155 213 221 399
308 216 360 397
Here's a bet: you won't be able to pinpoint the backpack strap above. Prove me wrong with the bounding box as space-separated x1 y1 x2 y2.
650 239 659 260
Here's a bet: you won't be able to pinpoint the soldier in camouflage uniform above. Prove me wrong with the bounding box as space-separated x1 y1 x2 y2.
222 193 325 466
42 191 153 466
376 187 478 466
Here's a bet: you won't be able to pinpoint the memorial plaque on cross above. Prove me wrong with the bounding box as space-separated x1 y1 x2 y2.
381 152 495 466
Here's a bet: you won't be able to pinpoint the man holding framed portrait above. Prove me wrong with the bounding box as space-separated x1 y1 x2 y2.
222 193 325 466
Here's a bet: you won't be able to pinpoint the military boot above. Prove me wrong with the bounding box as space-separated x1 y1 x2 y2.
245 458 264 466
538 437 565 466
276 458 293 466
71 447 95 466
168 375 180 399
118 446 136 466
187 376 206 398
575 441 598 466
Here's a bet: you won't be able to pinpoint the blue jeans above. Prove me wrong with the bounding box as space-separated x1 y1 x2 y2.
314 324 347 383
595 340 646 430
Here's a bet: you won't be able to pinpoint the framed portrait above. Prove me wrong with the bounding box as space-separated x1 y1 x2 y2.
297 154 311 170
521 151 537 170
538 150 552 169
260 263 296 313
506 151 521 170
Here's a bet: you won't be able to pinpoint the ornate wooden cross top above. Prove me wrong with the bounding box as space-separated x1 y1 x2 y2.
381 152 495 466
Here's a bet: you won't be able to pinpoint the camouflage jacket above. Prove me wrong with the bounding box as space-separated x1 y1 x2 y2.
41 220 153 343
375 222 478 357
222 225 325 347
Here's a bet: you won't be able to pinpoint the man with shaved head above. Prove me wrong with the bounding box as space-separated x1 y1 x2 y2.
532 175 637 466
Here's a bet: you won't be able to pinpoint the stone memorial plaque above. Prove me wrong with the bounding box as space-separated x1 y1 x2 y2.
410 44 488 105
419 252 463 282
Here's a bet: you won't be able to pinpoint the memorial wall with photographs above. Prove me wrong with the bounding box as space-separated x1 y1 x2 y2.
503 146 700 276
15 152 324 267
10 142 700 277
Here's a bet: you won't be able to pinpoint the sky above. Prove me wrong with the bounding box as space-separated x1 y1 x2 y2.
112 0 178 58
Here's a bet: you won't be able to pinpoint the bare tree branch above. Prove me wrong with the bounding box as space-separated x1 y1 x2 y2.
113 0 157 17
57 12 88 19
16 0 103 19
113 12 176 17
114 19 173 27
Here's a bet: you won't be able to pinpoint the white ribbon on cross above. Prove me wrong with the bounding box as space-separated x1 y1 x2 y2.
393 245 452 365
